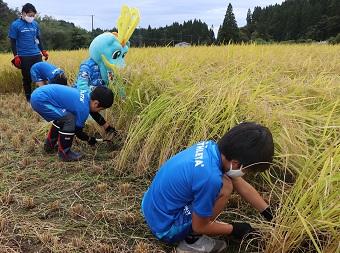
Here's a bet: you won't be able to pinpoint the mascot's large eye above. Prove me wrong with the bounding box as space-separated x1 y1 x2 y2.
122 52 127 58
112 50 121 59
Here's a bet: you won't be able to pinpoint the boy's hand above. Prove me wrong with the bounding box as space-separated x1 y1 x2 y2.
105 126 124 143
87 137 97 146
230 222 254 239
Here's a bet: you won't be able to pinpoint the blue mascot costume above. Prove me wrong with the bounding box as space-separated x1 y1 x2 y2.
74 5 140 139
75 5 140 92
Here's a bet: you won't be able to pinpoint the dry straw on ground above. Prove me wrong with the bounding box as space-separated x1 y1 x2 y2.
0 44 339 252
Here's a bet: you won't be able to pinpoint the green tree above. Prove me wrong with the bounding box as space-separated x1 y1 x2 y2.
71 28 90 49
0 0 19 51
217 3 239 44
242 0 340 42
246 9 252 27
209 27 215 44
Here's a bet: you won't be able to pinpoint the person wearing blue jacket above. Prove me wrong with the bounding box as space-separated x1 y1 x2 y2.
31 62 67 86
8 3 49 101
141 122 275 253
74 58 119 140
75 58 108 91
30 85 114 162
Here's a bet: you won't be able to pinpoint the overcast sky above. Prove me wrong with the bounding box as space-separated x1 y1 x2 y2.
7 0 284 34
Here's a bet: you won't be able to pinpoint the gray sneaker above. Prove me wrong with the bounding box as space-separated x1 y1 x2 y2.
176 235 227 253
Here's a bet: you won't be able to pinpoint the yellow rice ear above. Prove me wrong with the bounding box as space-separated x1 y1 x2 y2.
116 5 140 46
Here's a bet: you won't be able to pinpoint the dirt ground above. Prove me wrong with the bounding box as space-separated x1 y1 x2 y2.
0 94 250 253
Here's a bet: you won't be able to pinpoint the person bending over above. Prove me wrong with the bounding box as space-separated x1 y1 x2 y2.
31 85 114 161
31 62 67 86
141 122 274 252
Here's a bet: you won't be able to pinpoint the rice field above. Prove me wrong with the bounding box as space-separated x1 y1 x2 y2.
0 44 339 252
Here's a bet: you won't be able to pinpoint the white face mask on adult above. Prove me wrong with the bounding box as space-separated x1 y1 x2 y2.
225 163 245 178
23 16 34 23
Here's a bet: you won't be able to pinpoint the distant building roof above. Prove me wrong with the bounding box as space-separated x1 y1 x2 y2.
175 42 191 47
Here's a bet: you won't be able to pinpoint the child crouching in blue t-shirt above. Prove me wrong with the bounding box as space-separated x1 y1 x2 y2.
141 122 274 253
30 84 114 161
30 62 67 86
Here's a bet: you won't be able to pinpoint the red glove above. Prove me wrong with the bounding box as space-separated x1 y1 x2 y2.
41 50 49 60
11 55 21 69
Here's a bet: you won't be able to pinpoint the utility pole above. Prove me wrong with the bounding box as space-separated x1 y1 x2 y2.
91 15 94 33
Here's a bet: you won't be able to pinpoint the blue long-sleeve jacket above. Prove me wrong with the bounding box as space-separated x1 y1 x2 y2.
74 58 107 92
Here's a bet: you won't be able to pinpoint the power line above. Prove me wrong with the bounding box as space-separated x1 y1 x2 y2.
39 12 95 31
38 12 95 17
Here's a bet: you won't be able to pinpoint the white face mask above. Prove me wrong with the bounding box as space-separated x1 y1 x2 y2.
226 163 245 178
24 16 34 23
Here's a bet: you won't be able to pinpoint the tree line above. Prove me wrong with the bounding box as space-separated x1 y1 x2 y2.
217 0 340 44
1 0 340 52
0 0 214 51
0 1 95 51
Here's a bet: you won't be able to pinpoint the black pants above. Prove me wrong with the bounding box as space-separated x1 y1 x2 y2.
20 54 42 100
53 112 76 134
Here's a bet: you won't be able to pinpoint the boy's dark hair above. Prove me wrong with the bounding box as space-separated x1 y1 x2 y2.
218 122 274 172
22 3 37 13
50 73 67 85
90 86 114 108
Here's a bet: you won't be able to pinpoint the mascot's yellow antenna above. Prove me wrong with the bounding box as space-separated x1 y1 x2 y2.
116 5 140 46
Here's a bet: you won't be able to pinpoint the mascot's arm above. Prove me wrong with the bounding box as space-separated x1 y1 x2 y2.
75 63 91 92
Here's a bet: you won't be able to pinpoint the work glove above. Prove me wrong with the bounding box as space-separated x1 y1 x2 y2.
260 206 274 222
105 125 121 141
11 55 21 69
87 136 97 146
105 126 118 136
41 50 49 60
230 222 254 240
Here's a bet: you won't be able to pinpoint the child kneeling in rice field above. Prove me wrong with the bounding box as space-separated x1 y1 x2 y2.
141 122 275 253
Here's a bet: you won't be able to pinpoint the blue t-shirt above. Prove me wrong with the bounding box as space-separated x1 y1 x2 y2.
142 141 223 234
74 58 107 92
8 18 41 56
31 62 64 83
31 84 90 128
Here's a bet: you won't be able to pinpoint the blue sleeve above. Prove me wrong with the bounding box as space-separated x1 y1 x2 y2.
36 22 41 36
8 22 18 39
192 175 222 218
75 63 91 92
